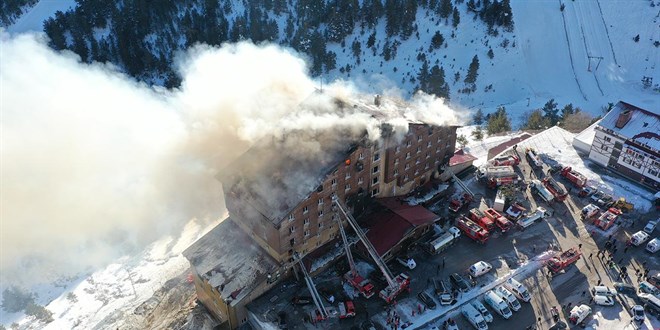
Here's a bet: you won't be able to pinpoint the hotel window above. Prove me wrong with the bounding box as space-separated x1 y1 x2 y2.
318 198 324 205
427 141 432 148
426 152 430 159
437 147 441 154
416 146 421 154
288 214 294 222
374 152 380 161
372 188 380 197
373 165 379 174
416 158 421 164
406 140 412 147
359 152 364 159
358 177 364 184
404 175 409 181
601 145 609 152
304 230 310 237
345 184 351 190
318 210 324 217
373 177 379 184
604 136 611 142
394 169 399 176
303 206 309 214
289 226 296 234
304 218 310 226
395 157 399 164
406 152 411 159
405 163 410 170
318 222 324 229
331 178 337 186
417 135 422 141
425 163 429 170
395 146 401 153
346 172 351 179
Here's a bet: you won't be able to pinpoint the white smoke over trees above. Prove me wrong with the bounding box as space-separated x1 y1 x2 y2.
0 31 465 287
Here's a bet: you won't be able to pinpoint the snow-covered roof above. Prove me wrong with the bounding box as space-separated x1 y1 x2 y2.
598 101 659 151
183 219 279 305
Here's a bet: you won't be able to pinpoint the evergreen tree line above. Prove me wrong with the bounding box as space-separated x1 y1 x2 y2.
0 0 38 26
42 0 513 89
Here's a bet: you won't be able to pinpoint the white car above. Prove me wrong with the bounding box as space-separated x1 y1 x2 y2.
469 261 493 277
630 231 650 246
594 295 615 306
644 219 658 234
631 305 645 323
647 238 659 253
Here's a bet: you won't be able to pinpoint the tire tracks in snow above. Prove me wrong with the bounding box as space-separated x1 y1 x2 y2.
558 0 588 101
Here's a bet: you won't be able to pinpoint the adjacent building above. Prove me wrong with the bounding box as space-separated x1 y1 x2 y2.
184 94 458 329
586 101 659 190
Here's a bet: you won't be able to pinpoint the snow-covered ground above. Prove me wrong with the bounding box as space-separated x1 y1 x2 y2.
456 125 528 167
5 0 76 33
1 218 218 329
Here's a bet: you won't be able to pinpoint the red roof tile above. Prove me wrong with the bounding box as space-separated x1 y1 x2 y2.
449 149 478 167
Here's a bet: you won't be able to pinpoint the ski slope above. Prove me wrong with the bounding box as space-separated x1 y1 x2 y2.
5 0 76 34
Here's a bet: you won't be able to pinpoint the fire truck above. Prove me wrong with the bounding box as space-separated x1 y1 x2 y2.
560 166 588 188
594 208 622 230
490 155 520 167
333 197 410 303
477 165 520 189
468 208 496 232
456 215 489 244
449 193 474 213
525 148 544 169
484 208 513 232
542 177 568 202
334 215 375 299
530 179 554 203
546 247 582 274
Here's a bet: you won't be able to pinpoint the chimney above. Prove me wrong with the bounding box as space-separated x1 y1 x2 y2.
615 109 632 128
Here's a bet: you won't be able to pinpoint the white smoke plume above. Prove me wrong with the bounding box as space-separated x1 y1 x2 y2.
0 32 465 287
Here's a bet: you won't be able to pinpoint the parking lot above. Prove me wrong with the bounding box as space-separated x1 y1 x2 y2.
248 148 659 330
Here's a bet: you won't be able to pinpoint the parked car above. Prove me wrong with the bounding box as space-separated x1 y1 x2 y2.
630 231 650 246
646 238 659 253
644 219 658 234
594 295 615 306
639 281 659 295
632 305 645 323
443 318 459 330
591 285 617 297
647 269 660 288
418 291 437 309
450 273 471 292
433 279 453 305
549 320 568 330
613 282 636 296
469 261 493 277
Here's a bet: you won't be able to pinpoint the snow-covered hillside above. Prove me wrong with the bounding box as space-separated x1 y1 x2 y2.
327 0 658 118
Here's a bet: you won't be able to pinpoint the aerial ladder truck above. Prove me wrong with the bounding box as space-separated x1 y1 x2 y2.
295 252 329 321
335 216 375 298
332 196 410 303
448 170 476 212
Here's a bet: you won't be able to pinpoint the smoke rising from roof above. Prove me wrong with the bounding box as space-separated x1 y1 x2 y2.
0 32 465 287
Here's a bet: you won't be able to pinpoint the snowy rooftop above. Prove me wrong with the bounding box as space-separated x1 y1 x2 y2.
182 219 279 305
598 101 659 151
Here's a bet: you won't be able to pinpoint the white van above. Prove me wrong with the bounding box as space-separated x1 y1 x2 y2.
495 286 521 311
591 285 617 297
469 261 493 277
631 231 651 246
484 290 512 319
470 300 493 323
646 238 659 253
569 305 592 325
461 303 488 330
504 278 531 302
594 295 615 306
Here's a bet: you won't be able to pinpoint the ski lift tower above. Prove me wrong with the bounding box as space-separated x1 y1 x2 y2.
332 196 410 303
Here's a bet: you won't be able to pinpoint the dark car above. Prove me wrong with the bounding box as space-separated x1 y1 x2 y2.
549 320 567 330
418 291 437 309
613 282 636 296
449 273 470 292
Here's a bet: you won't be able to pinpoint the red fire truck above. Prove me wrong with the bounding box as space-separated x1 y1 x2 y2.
484 208 513 233
560 167 588 188
546 247 582 274
542 177 568 202
594 208 621 230
468 208 496 232
449 193 473 213
456 215 489 244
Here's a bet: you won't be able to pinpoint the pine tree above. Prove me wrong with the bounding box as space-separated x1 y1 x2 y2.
523 109 550 130
439 0 453 18
471 126 483 140
487 106 512 134
464 55 480 84
452 7 460 28
560 103 575 121
431 31 445 49
472 109 484 125
487 48 494 59
457 135 468 147
428 65 450 99
542 99 560 125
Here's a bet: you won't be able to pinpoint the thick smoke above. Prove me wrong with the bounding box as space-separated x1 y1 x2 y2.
0 32 464 286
